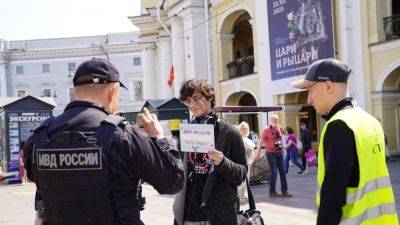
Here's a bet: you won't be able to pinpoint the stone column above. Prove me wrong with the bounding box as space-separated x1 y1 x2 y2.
142 44 158 100
0 55 7 97
248 18 257 74
169 16 186 97
180 7 209 80
157 32 174 99
339 0 369 110
216 33 234 81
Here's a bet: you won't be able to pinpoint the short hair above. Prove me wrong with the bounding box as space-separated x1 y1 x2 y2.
238 121 250 137
269 114 279 121
286 127 294 134
179 79 215 108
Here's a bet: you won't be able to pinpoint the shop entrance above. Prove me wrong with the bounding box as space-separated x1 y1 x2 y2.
297 91 318 141
299 105 318 141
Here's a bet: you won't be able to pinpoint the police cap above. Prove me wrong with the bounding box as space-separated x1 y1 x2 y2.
73 58 127 89
291 58 352 89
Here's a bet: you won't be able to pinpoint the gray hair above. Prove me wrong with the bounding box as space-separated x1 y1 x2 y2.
238 121 250 137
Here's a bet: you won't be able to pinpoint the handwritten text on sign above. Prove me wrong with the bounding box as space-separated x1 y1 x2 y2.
180 124 215 153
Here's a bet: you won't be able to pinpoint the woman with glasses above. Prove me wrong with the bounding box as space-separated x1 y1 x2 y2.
173 79 247 225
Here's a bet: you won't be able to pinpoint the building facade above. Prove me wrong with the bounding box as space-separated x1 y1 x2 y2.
210 0 400 157
133 0 400 157
0 32 146 115
367 0 400 156
130 0 214 99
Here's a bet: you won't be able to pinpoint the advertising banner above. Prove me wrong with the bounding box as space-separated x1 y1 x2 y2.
7 112 51 163
267 0 334 80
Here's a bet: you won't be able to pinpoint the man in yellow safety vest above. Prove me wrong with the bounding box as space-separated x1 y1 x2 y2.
291 58 398 225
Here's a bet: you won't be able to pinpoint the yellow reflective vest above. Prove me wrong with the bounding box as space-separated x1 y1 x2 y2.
316 106 399 225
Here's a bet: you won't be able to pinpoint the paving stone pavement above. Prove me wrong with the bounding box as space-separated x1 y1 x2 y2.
0 161 399 225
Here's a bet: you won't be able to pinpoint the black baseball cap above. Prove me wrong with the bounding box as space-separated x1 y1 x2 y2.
73 58 127 89
291 58 351 89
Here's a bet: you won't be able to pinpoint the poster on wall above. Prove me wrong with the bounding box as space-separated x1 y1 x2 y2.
11 112 51 141
0 113 4 170
8 113 20 162
267 0 334 80
7 112 51 163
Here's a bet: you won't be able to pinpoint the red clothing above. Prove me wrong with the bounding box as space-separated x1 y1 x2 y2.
19 151 26 179
261 125 283 153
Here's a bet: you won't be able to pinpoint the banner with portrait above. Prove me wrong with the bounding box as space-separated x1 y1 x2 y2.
267 0 334 80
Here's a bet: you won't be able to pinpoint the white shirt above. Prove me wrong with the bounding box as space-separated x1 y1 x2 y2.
242 137 255 165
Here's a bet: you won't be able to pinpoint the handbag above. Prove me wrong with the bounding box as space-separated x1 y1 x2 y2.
237 177 265 225
304 150 317 167
296 139 303 150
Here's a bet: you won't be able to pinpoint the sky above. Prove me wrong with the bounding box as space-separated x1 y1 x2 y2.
0 0 141 41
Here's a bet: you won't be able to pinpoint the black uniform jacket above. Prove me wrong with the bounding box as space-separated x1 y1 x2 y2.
24 101 184 224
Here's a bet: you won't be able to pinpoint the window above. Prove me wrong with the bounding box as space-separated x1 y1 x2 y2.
17 90 26 97
68 87 75 102
68 63 76 72
16 66 24 75
134 81 143 101
42 64 50 73
133 57 141 66
42 88 52 97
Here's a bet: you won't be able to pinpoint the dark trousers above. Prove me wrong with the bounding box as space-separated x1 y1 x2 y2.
266 151 288 193
301 148 310 169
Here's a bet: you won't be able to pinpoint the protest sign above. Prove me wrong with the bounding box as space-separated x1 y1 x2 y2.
180 124 215 153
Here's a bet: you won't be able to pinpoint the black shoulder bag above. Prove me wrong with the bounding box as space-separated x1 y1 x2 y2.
237 177 265 225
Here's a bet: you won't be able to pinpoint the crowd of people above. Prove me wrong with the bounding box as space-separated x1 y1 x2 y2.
21 58 398 225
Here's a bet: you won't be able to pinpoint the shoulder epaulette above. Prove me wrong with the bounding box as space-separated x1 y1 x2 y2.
30 117 54 133
102 115 127 127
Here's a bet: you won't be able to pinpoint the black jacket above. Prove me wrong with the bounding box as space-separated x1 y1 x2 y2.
24 101 184 225
300 128 312 151
317 98 359 225
173 119 247 225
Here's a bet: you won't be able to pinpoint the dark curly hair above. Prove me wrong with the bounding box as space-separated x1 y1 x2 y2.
179 79 215 108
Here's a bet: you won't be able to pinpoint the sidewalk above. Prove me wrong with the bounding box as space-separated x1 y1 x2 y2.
0 161 399 225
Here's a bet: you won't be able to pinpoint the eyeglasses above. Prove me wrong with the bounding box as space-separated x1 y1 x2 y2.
184 95 204 106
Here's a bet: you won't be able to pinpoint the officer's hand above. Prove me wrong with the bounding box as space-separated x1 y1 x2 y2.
138 107 164 139
208 150 224 166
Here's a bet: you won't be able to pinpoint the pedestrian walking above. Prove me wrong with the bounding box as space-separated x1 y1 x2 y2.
284 127 304 174
23 58 184 225
173 79 247 225
255 115 292 198
291 58 399 225
18 141 27 185
299 122 312 173
237 121 256 203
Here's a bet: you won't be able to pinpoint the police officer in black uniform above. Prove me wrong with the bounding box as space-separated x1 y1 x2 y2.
24 58 184 225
